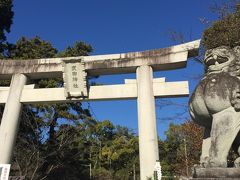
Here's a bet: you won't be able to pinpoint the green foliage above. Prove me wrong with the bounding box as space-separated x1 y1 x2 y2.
159 121 203 177
92 167 112 180
9 36 57 59
0 0 14 57
0 0 13 41
58 41 93 57
202 3 240 50
51 119 139 180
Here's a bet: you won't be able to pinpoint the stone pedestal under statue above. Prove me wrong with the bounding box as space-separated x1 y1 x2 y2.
190 167 240 179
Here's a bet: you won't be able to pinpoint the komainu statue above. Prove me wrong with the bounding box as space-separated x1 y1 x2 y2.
189 46 240 168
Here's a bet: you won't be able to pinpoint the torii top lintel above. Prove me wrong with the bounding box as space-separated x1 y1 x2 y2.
0 40 200 80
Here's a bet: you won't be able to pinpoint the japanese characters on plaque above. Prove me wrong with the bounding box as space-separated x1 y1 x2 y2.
0 164 10 180
62 59 88 98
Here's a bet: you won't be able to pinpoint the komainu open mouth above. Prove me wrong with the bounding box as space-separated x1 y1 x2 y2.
205 54 229 67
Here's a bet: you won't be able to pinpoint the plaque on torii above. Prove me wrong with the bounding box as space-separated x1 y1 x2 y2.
62 59 88 98
0 40 200 180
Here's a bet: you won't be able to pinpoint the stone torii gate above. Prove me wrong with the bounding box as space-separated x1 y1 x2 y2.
0 40 200 179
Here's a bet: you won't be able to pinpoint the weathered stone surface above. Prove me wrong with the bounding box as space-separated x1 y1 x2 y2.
0 40 200 79
192 167 240 179
0 81 189 104
137 66 159 180
189 46 240 168
62 59 88 98
0 74 27 164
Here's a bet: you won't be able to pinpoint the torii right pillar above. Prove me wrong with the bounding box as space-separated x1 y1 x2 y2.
137 65 159 180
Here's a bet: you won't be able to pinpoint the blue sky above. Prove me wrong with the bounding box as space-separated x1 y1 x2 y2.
7 0 224 138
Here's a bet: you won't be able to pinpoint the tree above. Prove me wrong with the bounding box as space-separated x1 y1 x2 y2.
9 36 57 59
202 2 240 50
159 121 203 177
91 121 139 180
58 41 93 57
0 0 14 57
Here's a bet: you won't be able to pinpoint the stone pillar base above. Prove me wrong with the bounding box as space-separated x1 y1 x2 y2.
191 167 240 179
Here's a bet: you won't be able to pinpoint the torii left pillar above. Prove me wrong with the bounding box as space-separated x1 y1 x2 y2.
137 65 159 180
0 73 27 164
